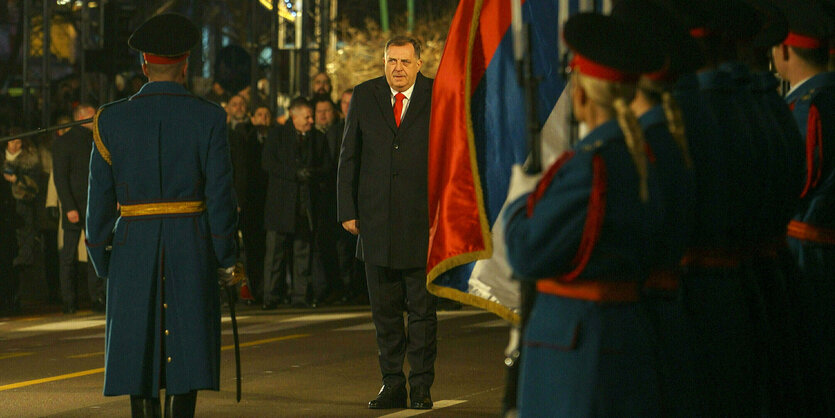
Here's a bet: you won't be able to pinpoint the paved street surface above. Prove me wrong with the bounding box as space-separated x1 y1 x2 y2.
0 304 510 417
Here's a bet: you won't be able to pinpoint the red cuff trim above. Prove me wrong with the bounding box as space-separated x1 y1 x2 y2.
562 154 607 282
783 32 823 49
570 54 639 83
689 27 711 39
527 151 576 217
800 104 824 198
143 52 190 65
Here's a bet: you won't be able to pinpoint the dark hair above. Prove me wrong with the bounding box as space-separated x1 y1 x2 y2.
790 45 829 69
288 96 312 111
311 94 335 110
386 36 422 59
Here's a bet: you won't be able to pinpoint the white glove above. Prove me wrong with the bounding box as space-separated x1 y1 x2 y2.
505 164 542 203
217 266 236 287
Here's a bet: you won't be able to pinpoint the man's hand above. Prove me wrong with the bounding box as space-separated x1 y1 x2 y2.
66 210 80 224
342 219 359 235
506 164 543 203
3 173 16 183
217 266 237 287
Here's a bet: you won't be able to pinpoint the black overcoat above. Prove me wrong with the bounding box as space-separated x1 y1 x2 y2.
51 126 93 230
337 73 433 269
262 124 330 233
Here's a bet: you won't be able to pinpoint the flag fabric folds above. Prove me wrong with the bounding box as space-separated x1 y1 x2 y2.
426 0 610 323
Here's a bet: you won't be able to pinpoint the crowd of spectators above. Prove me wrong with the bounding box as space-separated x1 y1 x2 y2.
0 68 367 316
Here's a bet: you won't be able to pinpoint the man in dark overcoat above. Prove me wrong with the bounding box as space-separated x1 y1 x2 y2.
52 103 103 314
337 36 437 410
262 97 330 309
85 13 238 417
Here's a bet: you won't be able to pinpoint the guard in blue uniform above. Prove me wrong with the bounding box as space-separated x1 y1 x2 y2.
662 1 763 414
611 1 703 414
772 2 835 415
85 13 238 418
504 13 671 416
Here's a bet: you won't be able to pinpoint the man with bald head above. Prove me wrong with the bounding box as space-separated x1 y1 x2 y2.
52 103 103 314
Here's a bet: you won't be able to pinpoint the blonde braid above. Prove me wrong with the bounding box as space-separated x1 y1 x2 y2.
613 97 649 202
661 92 693 168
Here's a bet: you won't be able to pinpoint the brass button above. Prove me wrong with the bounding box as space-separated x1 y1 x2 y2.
163 276 166 281
167 357 172 363
165 330 170 336
163 303 168 309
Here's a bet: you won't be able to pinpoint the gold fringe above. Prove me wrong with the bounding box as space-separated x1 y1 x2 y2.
120 201 206 217
426 0 516 324
92 108 112 166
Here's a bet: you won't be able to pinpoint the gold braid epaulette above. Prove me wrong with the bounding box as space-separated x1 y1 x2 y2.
92 108 112 165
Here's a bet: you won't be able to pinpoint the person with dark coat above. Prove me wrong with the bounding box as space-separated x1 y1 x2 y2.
262 97 330 309
52 103 104 314
233 106 271 302
0 147 19 314
85 13 238 417
337 36 436 410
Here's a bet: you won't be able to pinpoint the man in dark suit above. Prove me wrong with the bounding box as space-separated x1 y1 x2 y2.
337 36 436 410
262 97 330 309
52 103 103 314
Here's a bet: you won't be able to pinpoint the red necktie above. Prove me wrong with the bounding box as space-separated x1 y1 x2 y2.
393 92 406 127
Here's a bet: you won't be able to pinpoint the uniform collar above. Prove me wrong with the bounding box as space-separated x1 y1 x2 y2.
784 72 835 102
638 105 666 129
132 81 191 98
577 118 622 149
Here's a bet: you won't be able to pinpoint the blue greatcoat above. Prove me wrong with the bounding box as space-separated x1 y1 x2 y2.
673 72 758 416
505 120 675 417
86 81 238 397
638 106 701 416
784 71 835 416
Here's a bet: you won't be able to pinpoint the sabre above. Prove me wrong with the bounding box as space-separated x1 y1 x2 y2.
0 118 94 144
224 285 242 402
223 261 246 402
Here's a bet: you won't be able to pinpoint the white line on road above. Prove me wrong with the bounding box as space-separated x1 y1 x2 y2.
18 320 106 332
378 400 467 417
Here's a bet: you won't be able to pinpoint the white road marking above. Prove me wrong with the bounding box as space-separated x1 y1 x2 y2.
378 400 467 417
334 323 376 332
281 312 371 322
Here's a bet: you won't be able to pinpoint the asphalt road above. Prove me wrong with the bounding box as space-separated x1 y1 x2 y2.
0 304 511 417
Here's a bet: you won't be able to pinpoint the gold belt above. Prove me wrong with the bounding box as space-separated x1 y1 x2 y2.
120 200 206 217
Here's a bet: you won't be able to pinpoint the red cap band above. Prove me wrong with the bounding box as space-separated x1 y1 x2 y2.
783 32 823 49
689 27 711 39
571 54 638 82
143 52 190 65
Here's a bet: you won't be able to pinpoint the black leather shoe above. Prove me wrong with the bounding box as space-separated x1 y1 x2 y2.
261 302 278 310
368 384 407 409
410 386 433 409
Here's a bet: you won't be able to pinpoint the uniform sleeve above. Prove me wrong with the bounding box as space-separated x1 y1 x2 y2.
337 89 361 222
204 111 238 268
503 153 601 280
85 126 117 278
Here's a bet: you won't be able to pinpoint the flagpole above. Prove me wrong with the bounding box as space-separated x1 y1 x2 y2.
502 2 541 416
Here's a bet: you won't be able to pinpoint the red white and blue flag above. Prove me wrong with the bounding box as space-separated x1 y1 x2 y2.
426 0 611 323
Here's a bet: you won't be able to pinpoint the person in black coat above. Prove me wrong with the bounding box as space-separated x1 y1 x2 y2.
0 149 19 314
262 97 330 308
337 36 436 410
52 104 104 314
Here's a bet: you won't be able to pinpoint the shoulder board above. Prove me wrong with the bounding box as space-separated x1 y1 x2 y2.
580 138 608 153
191 95 226 111
91 100 127 166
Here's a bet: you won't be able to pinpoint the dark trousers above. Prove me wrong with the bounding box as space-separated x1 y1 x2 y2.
264 228 324 304
240 210 266 300
365 264 437 389
60 227 103 307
